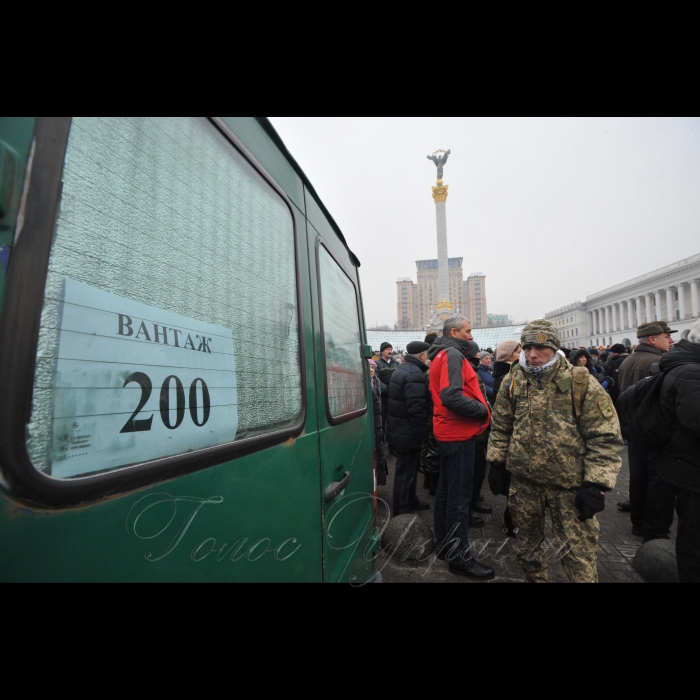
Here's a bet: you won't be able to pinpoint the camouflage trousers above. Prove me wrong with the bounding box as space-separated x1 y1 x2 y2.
509 476 600 584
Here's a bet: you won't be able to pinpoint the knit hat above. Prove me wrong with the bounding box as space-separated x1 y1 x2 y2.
368 359 377 367
521 319 561 352
478 351 490 360
611 344 626 354
424 333 438 346
380 342 393 353
467 341 481 360
496 339 520 363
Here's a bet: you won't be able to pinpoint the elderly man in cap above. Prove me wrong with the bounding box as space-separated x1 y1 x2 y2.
617 321 678 541
377 342 399 441
488 320 624 583
387 341 432 516
428 316 494 580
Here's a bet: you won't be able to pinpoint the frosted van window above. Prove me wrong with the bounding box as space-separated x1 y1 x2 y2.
318 246 366 420
28 117 302 478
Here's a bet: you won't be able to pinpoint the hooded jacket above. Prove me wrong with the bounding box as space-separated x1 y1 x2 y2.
657 340 700 493
427 336 490 443
386 355 431 453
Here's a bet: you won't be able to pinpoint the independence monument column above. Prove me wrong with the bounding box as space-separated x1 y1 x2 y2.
427 150 452 324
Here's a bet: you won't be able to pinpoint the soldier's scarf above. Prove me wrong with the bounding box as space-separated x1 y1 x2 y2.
520 350 560 378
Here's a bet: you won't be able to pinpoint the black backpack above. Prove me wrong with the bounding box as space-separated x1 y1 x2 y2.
617 365 685 450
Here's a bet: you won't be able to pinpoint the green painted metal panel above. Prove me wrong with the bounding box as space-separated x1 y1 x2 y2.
0 117 376 583
220 117 305 214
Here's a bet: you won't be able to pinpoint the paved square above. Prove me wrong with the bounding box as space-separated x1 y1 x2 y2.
377 447 676 583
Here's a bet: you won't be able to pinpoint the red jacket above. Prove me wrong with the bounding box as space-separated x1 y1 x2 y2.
428 336 491 442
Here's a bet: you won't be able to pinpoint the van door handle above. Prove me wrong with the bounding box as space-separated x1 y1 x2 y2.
325 471 351 504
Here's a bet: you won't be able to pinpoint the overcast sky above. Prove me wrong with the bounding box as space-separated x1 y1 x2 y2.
268 117 700 329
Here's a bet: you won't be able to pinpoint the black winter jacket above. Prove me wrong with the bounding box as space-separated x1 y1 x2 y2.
606 353 629 402
376 358 399 403
492 360 514 402
371 378 383 440
387 355 430 453
658 340 700 493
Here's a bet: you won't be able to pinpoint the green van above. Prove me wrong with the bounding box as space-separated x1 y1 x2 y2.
0 117 379 583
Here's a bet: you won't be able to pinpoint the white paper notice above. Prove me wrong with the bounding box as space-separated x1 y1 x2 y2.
50 279 238 478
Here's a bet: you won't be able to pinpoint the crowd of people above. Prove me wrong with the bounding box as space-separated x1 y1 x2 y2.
369 315 700 584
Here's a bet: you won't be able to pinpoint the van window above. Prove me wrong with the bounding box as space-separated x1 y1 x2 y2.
318 245 366 421
27 117 302 479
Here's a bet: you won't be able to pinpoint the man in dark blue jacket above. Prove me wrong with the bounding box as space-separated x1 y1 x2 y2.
387 341 432 516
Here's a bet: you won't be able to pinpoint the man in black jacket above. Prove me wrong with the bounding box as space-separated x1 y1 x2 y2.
377 342 399 446
606 344 629 407
618 322 677 541
657 322 700 582
387 341 431 516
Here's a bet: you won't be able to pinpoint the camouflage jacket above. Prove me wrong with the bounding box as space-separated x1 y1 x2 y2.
487 356 623 491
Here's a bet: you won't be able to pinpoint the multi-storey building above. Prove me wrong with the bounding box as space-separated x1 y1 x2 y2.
545 254 700 347
396 259 488 330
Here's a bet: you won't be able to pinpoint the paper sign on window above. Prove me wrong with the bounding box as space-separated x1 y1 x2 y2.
50 278 238 478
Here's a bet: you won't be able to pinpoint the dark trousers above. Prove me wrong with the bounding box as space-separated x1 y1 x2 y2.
675 488 700 583
628 442 676 541
393 451 421 516
473 442 488 504
435 439 476 563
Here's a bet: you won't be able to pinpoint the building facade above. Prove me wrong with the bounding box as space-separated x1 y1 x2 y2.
397 259 488 330
545 254 700 347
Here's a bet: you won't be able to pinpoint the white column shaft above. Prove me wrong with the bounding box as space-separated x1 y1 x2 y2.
604 307 611 335
679 284 687 321
666 288 675 323
692 280 700 318
628 301 635 329
645 295 653 324
655 291 663 321
435 201 450 305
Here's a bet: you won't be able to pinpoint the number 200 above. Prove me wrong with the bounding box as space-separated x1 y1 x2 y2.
120 373 211 434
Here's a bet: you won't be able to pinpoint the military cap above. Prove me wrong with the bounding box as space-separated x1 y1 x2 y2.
407 341 430 355
637 321 678 339
521 319 561 351
380 342 393 353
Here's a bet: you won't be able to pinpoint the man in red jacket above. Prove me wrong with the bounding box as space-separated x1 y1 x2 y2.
428 315 494 580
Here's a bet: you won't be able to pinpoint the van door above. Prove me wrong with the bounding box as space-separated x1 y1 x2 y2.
312 233 376 584
0 117 323 582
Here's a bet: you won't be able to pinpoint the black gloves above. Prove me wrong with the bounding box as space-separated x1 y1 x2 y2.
575 483 606 522
488 463 511 497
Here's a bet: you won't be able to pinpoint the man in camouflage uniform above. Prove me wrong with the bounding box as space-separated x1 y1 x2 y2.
487 320 624 584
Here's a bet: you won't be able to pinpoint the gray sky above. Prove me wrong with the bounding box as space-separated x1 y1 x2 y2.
269 117 700 328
